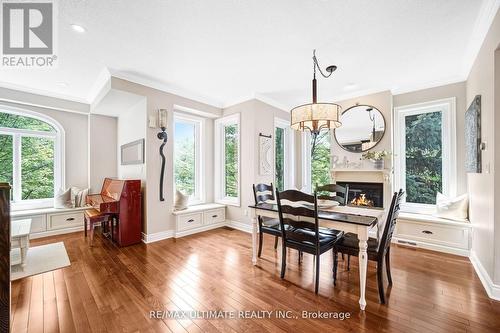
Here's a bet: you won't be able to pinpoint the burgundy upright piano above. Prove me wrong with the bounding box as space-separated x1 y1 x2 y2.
86 178 142 246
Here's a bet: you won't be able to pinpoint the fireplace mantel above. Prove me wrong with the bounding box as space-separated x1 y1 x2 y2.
331 168 392 183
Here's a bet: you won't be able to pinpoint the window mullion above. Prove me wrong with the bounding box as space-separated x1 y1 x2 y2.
13 134 21 202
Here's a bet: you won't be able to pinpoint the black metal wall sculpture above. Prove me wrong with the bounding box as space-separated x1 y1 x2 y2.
158 126 168 201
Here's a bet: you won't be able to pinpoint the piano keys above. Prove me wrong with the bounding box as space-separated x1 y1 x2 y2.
86 178 142 246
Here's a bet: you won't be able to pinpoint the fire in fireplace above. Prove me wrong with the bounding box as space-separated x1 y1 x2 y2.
336 182 384 208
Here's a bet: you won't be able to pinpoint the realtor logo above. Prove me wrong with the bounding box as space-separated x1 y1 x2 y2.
1 1 57 67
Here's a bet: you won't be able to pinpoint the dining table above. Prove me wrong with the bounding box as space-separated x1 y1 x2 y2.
248 201 386 311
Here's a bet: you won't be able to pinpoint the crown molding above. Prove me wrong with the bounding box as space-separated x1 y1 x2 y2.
108 69 223 108
461 0 500 79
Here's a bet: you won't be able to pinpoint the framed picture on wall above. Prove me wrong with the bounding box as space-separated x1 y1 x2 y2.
465 95 481 173
121 139 145 165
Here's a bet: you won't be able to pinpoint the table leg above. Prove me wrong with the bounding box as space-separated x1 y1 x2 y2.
20 240 28 267
251 209 258 265
358 226 368 310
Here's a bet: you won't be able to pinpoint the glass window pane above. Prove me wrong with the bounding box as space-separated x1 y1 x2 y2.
405 111 442 204
21 136 54 200
0 112 55 132
224 124 238 197
311 131 331 187
275 127 285 191
174 121 196 196
0 134 13 198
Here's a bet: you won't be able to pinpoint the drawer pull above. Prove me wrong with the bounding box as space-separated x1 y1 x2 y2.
212 215 218 218
187 219 195 223
66 217 75 221
422 230 433 235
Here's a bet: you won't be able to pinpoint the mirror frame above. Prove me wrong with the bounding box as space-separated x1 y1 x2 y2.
333 104 386 153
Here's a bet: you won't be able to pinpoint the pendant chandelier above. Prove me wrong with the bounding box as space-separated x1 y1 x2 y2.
290 50 342 143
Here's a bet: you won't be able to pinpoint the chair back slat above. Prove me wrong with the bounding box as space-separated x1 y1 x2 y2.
378 189 404 253
253 183 275 204
276 189 320 247
315 183 349 205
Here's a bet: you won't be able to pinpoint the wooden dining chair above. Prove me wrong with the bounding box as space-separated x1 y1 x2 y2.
252 183 281 257
276 189 344 294
333 189 404 303
315 183 349 205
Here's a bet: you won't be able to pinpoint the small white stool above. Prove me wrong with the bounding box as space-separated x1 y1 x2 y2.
11 219 32 267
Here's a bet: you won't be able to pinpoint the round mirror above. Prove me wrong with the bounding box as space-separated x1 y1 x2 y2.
334 105 386 153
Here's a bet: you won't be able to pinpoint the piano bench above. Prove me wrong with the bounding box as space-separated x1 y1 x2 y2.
84 209 111 246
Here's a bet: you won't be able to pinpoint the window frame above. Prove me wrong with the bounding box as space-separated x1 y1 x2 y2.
173 112 205 205
393 97 456 214
0 105 65 211
214 113 241 206
274 117 294 191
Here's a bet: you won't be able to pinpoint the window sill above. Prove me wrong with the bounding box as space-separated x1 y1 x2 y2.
11 206 89 218
215 199 240 207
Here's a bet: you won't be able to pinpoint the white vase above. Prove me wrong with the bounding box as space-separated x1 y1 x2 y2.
373 159 384 169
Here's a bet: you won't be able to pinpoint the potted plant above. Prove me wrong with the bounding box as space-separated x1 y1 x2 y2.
361 150 391 169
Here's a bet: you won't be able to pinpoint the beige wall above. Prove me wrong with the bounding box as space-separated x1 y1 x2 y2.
222 99 289 224
111 77 221 235
89 114 118 192
466 9 500 283
393 82 467 195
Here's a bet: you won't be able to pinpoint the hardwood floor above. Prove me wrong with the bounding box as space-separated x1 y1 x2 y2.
10 227 500 333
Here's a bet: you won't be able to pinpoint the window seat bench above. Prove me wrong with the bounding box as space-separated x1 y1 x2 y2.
11 206 89 239
394 212 472 256
173 203 226 238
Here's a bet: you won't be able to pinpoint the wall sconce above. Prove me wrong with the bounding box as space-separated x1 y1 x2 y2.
157 109 168 201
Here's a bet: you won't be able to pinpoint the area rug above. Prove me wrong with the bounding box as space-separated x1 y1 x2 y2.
11 242 71 281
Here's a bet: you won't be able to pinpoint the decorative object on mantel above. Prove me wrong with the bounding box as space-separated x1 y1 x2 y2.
258 133 273 175
361 150 391 170
290 49 342 155
157 109 168 201
334 104 386 153
465 95 482 173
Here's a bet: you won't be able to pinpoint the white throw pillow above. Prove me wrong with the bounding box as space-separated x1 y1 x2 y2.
434 192 469 222
54 188 73 209
174 190 189 211
72 187 89 207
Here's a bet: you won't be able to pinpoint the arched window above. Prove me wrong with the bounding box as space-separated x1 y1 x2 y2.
0 107 64 209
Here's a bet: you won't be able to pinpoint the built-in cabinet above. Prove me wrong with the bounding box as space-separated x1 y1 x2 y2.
173 203 226 238
11 207 87 239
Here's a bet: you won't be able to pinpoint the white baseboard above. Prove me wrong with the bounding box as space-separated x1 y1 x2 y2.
175 222 226 238
226 220 253 233
469 251 500 301
141 230 174 244
30 226 84 239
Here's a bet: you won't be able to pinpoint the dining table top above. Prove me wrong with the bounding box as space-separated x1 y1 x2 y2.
248 202 384 227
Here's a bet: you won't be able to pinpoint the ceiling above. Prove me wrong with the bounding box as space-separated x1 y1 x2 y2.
0 0 498 110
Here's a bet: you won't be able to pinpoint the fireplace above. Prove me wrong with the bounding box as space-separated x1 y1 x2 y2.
336 182 384 208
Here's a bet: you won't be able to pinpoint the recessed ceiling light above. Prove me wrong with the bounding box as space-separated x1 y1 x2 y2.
71 24 86 33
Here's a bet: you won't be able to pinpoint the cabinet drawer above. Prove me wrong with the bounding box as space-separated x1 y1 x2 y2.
48 212 84 230
12 214 46 233
396 221 469 249
203 208 225 225
177 213 203 231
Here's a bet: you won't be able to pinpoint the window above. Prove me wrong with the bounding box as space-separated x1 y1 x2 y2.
302 130 332 191
0 107 64 210
215 113 240 206
173 113 203 204
394 98 456 213
274 118 294 191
